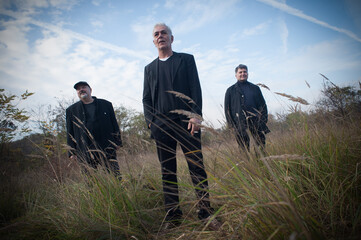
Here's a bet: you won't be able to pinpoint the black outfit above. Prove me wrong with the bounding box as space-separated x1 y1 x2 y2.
66 97 122 176
143 52 211 221
224 80 270 149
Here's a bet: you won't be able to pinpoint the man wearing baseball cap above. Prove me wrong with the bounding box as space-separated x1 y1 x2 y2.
66 81 122 178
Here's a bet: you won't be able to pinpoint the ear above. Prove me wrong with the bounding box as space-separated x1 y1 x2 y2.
171 35 174 43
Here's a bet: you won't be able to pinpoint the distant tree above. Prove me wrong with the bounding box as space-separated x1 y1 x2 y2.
266 113 286 132
33 97 74 139
317 74 361 119
0 89 34 145
114 105 150 153
114 105 137 133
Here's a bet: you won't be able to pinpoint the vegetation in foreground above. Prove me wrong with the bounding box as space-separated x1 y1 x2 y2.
0 79 360 239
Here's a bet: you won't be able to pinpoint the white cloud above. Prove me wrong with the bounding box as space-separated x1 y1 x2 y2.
131 15 157 50
164 0 238 34
257 0 361 43
279 19 288 54
0 0 79 13
91 0 103 7
242 21 271 37
91 20 103 28
0 13 147 114
228 20 271 44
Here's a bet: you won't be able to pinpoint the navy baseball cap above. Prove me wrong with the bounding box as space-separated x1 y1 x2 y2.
73 81 90 89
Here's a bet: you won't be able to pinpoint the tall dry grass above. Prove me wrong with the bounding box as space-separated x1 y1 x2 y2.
1 98 360 239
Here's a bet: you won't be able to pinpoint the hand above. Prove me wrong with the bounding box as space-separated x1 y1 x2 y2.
188 117 201 136
69 155 77 161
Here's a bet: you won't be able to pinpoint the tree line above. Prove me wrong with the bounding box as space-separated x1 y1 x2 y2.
1 77 360 162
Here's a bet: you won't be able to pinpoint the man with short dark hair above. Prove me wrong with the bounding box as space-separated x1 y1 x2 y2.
66 81 122 177
225 64 270 150
143 23 220 230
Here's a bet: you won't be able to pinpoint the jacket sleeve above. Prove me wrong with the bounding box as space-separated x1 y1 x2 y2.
142 66 154 127
256 87 270 133
186 55 202 116
66 107 76 157
224 88 235 128
109 103 123 147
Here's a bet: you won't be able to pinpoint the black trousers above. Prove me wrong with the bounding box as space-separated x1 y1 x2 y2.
151 117 211 220
235 124 266 150
78 149 121 178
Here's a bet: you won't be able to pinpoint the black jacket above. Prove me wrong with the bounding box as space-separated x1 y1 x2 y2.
225 81 270 133
142 52 202 126
66 97 122 159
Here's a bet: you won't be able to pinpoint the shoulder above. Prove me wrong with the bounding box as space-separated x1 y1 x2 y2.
66 101 81 112
227 82 238 91
246 81 261 90
145 58 158 70
174 52 194 60
95 98 112 106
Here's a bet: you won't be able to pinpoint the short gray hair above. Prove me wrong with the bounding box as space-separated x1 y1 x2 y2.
153 23 172 36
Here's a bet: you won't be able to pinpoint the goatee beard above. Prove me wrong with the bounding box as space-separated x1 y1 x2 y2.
80 93 88 99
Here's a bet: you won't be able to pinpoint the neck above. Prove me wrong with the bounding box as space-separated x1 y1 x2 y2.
158 49 173 59
81 97 94 104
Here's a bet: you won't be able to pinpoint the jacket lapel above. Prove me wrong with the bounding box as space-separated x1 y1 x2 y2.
235 82 243 95
171 52 182 84
150 58 159 108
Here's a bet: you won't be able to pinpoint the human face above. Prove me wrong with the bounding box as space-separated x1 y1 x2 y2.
236 68 248 82
153 25 173 51
76 85 92 100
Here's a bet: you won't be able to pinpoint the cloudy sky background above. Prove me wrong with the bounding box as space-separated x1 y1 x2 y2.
1 0 360 129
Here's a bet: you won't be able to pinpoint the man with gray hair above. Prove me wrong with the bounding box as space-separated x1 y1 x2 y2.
143 23 220 230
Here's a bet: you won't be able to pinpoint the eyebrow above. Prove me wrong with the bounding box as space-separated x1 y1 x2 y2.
154 30 168 36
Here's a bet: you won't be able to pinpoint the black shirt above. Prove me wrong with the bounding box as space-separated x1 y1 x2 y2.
84 101 96 135
155 56 177 117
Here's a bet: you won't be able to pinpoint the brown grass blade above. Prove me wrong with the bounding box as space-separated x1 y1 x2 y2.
260 154 308 161
166 90 195 104
256 83 270 91
170 109 203 121
274 92 309 105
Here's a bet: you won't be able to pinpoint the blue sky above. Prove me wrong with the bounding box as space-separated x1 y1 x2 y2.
0 0 360 129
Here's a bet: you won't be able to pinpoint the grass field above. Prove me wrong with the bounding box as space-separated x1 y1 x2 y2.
1 109 360 240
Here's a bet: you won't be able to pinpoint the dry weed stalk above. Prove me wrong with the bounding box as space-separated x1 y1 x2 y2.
167 90 195 104
256 83 270 91
319 73 330 81
260 154 308 161
274 92 309 105
305 81 310 88
170 109 204 121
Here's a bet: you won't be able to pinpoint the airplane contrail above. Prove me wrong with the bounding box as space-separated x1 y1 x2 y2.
257 0 361 43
